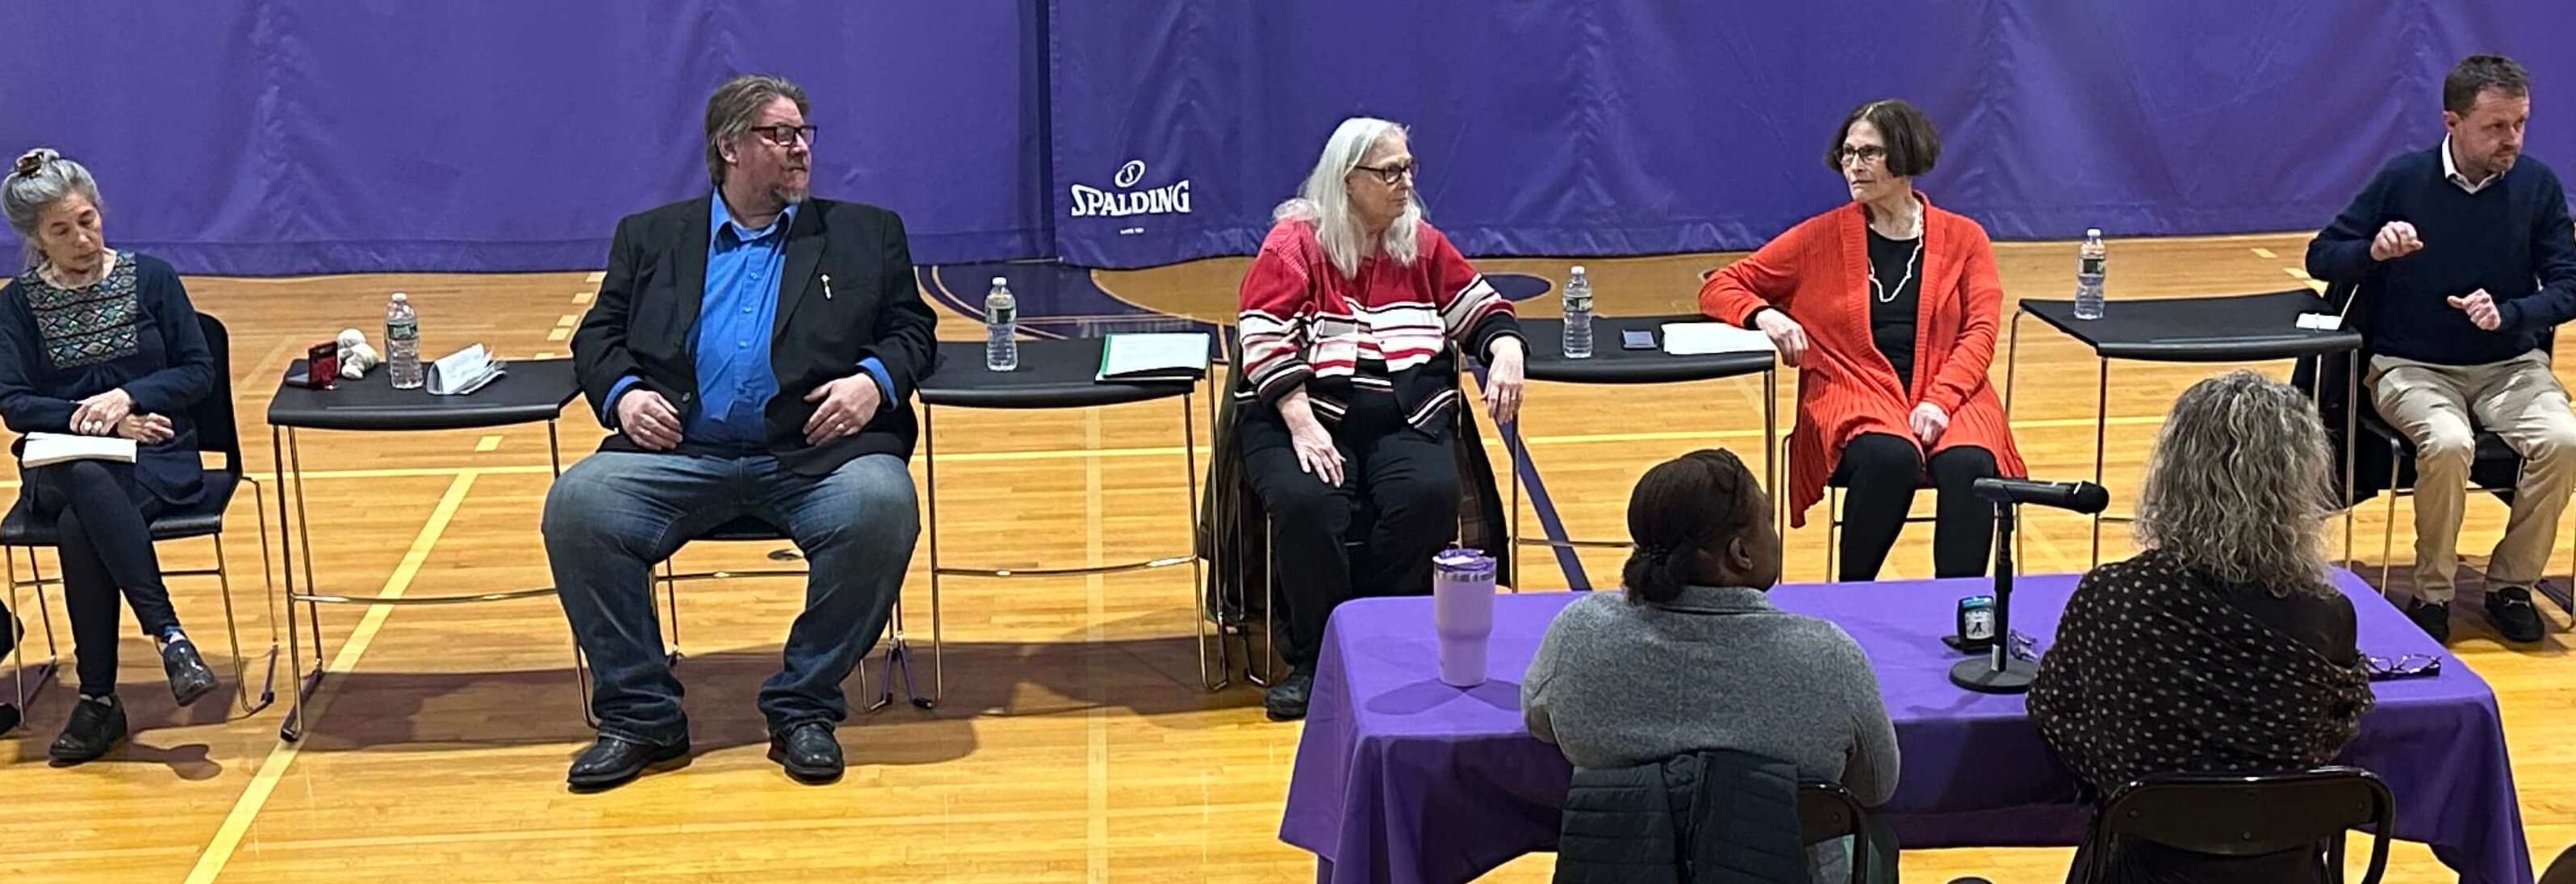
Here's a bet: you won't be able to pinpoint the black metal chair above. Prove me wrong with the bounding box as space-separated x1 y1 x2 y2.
1797 780 1877 884
2080 767 2394 884
1 312 279 731
570 515 930 723
2294 277 2573 616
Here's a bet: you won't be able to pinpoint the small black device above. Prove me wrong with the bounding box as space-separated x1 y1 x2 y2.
1620 329 1656 350
1944 595 1997 652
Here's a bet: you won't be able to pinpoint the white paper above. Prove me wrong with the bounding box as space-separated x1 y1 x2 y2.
1098 332 1211 380
22 432 137 468
1659 322 1778 356
426 343 506 396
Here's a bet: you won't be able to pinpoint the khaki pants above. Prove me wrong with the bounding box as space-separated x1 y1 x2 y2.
2370 350 2576 602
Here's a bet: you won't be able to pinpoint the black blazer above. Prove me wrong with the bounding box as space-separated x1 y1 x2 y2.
573 195 939 475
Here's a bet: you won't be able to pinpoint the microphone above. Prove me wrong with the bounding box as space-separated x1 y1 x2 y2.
1972 477 2110 514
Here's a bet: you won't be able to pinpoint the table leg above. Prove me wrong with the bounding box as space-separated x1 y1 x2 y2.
277 426 325 742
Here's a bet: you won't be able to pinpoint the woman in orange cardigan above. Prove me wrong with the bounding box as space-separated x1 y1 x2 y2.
1700 99 2026 581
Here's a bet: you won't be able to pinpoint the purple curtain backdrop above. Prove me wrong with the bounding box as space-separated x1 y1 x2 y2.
0 1 1048 275
1048 0 2576 268
0 1 2568 274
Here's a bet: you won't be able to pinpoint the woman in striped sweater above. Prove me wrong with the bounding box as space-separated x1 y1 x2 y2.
1236 117 1526 721
1700 100 2026 581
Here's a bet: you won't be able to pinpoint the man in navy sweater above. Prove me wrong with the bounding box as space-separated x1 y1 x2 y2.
2308 53 2576 644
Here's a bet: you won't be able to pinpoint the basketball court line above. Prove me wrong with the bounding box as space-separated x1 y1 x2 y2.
181 472 480 884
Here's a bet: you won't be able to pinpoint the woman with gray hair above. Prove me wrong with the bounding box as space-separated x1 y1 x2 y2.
0 148 221 764
1236 117 1526 720
2029 370 2375 884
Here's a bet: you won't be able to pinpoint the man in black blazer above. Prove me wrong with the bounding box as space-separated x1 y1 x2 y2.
546 74 936 790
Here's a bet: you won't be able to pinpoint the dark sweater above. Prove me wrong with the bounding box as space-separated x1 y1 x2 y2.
2305 145 2576 366
0 252 212 507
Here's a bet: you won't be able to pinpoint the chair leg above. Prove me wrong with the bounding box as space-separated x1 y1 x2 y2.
2382 459 2400 596
4 545 62 735
211 532 279 716
1825 487 1841 582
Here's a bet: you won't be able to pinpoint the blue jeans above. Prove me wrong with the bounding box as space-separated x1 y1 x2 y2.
543 451 919 744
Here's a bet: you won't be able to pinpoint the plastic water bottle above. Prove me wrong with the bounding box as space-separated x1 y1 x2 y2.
1562 265 1594 358
385 292 423 388
2072 228 2107 320
984 276 1018 371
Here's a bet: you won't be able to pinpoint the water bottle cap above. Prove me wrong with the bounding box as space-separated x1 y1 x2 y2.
1570 265 1587 274
2085 228 2101 237
990 277 1009 287
391 292 408 303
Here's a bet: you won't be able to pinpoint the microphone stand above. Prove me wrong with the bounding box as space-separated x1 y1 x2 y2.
1951 500 2037 693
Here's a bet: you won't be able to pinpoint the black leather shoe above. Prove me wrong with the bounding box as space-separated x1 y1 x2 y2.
161 636 218 707
566 734 690 791
2486 586 2545 643
2407 598 2453 645
1264 669 1315 722
49 693 128 765
767 722 843 785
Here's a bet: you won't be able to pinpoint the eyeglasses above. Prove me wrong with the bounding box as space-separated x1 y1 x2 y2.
1353 161 1418 185
2007 630 2044 663
746 124 818 148
2364 654 2442 681
1838 145 1889 167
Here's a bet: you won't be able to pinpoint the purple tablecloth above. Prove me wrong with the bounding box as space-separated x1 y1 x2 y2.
1280 571 2531 884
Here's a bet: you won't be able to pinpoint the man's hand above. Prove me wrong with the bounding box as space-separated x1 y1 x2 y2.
616 389 684 450
2370 221 2423 262
802 374 884 445
2448 288 2502 331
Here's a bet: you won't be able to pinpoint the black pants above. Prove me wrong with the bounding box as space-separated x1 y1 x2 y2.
1241 392 1459 671
26 460 174 695
1835 433 1999 581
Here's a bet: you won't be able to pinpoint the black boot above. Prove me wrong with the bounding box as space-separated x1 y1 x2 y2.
49 693 128 765
1264 668 1316 722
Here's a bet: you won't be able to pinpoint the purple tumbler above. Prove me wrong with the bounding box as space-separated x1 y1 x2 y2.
1432 548 1499 687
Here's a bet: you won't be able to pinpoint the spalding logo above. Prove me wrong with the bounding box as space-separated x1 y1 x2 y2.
1071 160 1190 218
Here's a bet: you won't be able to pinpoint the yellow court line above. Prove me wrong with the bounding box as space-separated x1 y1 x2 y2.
2252 247 2278 259
475 435 503 452
546 327 571 341
182 472 481 884
583 271 605 283
554 314 579 328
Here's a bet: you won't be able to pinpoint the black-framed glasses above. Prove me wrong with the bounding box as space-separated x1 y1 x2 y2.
746 124 818 148
1353 161 1418 185
1838 145 1888 166
2364 654 2442 681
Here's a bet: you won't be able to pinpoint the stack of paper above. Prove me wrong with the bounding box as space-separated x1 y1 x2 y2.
1658 322 1778 356
22 432 138 468
427 344 507 396
1097 333 1212 382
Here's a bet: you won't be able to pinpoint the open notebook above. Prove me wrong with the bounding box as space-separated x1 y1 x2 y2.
1097 332 1212 382
21 432 138 468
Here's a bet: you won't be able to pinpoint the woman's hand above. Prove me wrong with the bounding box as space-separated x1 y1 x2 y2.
69 388 135 436
116 413 174 444
1277 388 1344 487
1752 309 1809 367
1482 337 1525 425
1909 402 1949 446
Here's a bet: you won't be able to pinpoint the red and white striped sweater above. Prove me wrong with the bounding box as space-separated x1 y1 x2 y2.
1236 220 1520 431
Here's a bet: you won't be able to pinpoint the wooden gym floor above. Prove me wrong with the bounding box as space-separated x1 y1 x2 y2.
4 231 2569 883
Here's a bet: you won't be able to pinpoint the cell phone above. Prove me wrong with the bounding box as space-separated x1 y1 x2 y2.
1621 329 1656 350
